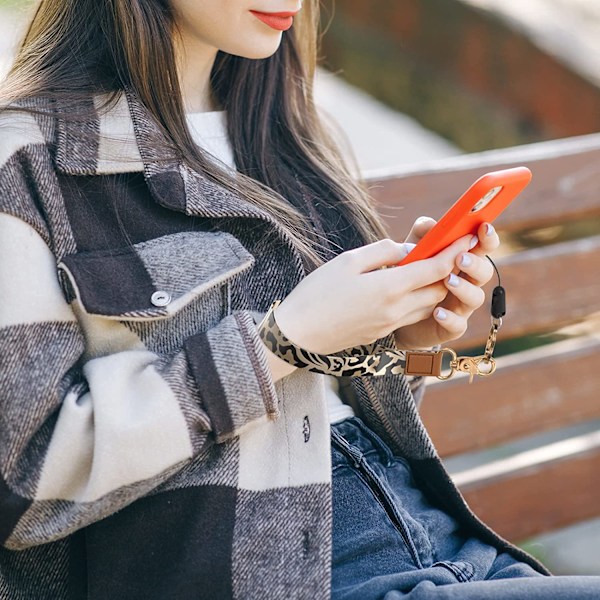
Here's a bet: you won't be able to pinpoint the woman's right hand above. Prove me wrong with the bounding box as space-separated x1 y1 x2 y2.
274 234 477 355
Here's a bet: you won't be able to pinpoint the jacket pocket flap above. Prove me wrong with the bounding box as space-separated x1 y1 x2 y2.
58 231 255 320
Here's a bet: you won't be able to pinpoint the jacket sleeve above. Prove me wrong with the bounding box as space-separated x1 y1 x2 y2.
0 206 279 551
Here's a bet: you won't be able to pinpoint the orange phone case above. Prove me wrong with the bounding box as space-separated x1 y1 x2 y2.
397 167 532 266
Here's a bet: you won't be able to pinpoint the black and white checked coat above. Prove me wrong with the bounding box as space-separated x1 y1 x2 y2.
0 91 549 599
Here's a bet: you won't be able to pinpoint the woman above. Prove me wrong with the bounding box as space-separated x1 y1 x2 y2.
0 1 598 598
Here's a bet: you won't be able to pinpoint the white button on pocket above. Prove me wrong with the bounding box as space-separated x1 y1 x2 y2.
151 290 171 307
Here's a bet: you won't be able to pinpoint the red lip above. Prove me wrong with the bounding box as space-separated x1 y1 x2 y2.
253 11 299 17
250 10 299 31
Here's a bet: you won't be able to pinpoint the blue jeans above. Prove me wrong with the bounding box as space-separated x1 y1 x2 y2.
331 417 600 599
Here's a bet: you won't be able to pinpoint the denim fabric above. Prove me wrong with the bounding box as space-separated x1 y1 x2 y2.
331 417 600 599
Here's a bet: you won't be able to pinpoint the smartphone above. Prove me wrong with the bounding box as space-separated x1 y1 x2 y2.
397 166 532 266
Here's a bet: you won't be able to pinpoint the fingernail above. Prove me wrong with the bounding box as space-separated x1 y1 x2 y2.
403 242 416 254
460 253 472 268
447 273 460 287
485 223 495 236
469 235 478 249
435 308 447 321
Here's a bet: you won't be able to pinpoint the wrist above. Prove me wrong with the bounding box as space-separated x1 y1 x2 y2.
252 309 297 382
273 299 323 353
257 301 409 378
264 343 298 381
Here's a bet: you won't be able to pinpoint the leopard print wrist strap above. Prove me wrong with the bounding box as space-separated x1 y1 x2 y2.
257 299 416 378
257 257 505 381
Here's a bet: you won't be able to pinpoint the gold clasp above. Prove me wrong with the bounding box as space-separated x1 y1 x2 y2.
454 355 497 384
435 350 497 384
436 348 458 380
407 334 498 384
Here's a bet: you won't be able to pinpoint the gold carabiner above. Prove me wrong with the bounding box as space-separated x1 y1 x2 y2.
436 351 498 384
455 355 497 383
436 348 459 381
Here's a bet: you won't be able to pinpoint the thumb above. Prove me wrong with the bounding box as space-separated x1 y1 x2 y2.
405 216 437 245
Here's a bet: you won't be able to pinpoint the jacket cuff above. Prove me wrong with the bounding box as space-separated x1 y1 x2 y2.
184 311 280 443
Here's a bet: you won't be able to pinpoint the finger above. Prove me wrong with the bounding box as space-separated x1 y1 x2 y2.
433 307 468 338
389 285 451 331
404 216 437 245
344 238 414 273
443 273 486 315
391 302 442 331
396 234 477 290
470 222 500 256
455 251 494 287
393 281 449 314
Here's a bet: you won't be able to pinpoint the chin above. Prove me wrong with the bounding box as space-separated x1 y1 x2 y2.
225 37 283 60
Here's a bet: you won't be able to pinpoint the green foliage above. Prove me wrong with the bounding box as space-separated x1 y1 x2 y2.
0 0 34 9
518 540 550 568
462 331 568 360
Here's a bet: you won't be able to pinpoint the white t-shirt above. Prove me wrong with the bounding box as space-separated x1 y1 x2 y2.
186 110 355 424
186 111 236 171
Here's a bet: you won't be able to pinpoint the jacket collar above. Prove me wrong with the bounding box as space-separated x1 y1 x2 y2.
53 89 293 231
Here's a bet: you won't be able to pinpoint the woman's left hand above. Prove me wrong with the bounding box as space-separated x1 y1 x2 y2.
393 217 500 350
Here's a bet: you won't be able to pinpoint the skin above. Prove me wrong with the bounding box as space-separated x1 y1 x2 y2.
275 224 500 359
170 0 301 111
168 0 501 379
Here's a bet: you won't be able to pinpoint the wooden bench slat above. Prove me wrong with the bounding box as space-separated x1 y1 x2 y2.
366 133 600 180
450 235 600 349
420 336 600 457
361 134 600 543
366 135 600 238
455 431 600 541
453 430 600 489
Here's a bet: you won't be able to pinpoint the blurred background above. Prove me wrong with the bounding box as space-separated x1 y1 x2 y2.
2 0 599 576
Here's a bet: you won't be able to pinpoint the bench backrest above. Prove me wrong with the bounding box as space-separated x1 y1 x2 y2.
366 133 600 541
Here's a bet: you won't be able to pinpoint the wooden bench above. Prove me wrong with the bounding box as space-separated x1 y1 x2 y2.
365 132 600 543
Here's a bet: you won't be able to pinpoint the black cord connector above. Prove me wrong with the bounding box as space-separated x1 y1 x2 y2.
486 255 506 319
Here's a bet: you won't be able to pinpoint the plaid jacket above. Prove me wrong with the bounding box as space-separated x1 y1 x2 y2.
0 91 548 600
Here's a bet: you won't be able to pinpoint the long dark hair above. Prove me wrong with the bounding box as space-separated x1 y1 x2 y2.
1 0 390 269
